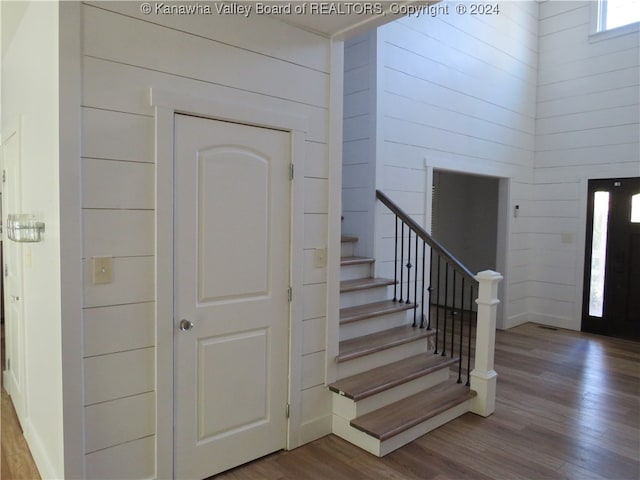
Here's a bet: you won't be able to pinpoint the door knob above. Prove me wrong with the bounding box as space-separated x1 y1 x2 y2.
179 319 194 331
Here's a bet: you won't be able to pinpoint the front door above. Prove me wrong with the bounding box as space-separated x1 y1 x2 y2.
1 128 27 423
173 114 291 479
582 177 640 340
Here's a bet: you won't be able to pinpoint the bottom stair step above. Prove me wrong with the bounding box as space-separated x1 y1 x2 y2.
350 382 477 441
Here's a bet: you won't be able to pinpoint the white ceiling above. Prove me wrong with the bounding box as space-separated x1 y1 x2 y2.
277 1 435 39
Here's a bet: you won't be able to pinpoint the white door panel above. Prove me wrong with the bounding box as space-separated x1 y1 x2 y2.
174 115 290 479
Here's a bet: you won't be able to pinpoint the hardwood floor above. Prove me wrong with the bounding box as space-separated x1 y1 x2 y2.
1 388 40 480
1 323 638 479
1 326 40 480
214 323 639 480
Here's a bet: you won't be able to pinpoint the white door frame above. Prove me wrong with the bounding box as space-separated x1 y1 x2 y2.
1 118 27 420
423 161 512 329
151 88 308 478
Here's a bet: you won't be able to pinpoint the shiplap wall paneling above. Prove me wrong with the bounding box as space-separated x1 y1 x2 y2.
534 0 640 330
83 348 155 406
375 2 538 329
82 256 155 308
83 7 328 108
82 57 330 143
80 3 333 474
342 31 377 258
82 158 155 210
83 303 154 357
82 108 154 162
84 392 156 453
83 1 330 73
85 436 155 480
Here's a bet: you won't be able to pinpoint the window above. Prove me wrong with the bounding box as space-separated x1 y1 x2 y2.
597 0 640 32
632 193 640 223
588 191 610 318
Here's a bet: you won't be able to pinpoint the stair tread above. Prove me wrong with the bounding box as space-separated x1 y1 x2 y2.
329 352 458 401
350 382 477 441
341 235 359 243
337 325 434 363
341 256 375 266
340 300 415 325
340 277 396 293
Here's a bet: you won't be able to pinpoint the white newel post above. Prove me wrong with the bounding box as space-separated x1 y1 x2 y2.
470 270 503 417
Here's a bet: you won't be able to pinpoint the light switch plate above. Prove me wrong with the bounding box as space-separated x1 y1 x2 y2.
314 248 327 268
92 256 113 284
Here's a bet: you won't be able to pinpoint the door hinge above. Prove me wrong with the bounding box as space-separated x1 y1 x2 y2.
7 358 10 370
286 403 290 419
4 264 8 278
289 164 294 181
287 287 293 303
2 170 5 183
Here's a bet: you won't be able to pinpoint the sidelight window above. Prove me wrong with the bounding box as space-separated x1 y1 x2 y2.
588 191 610 318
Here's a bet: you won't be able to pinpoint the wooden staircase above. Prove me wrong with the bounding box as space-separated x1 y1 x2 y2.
329 234 478 456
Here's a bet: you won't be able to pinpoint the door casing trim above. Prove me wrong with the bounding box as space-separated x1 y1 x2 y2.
152 88 308 479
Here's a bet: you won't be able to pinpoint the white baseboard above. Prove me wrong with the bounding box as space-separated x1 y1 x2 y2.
526 313 580 332
503 312 529 330
504 312 580 332
22 419 59 480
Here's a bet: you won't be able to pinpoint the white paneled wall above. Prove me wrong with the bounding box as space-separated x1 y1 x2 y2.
533 0 640 330
80 2 331 476
374 2 539 328
342 31 377 257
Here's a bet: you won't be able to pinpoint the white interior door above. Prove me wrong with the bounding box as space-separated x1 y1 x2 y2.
1 129 27 423
174 114 291 479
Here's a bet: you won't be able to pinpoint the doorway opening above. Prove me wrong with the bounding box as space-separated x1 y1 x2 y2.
431 170 500 279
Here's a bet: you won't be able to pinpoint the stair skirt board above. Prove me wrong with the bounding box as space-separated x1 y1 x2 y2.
339 312 414 341
332 367 451 419
336 340 431 379
332 399 474 457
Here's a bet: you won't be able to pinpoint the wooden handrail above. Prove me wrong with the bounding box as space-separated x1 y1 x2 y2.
376 190 477 285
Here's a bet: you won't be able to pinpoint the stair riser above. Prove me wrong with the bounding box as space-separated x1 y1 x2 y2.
341 242 355 258
340 263 372 282
332 415 381 456
378 399 473 456
340 286 396 309
332 399 472 458
332 366 451 419
337 339 429 378
340 311 413 341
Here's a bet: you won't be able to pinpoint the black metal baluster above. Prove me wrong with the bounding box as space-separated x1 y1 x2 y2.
427 248 433 330
419 240 425 328
406 229 412 306
451 270 456 358
466 285 474 387
458 278 465 383
399 222 405 303
393 216 398 302
412 233 418 322
434 255 441 354
442 264 448 356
